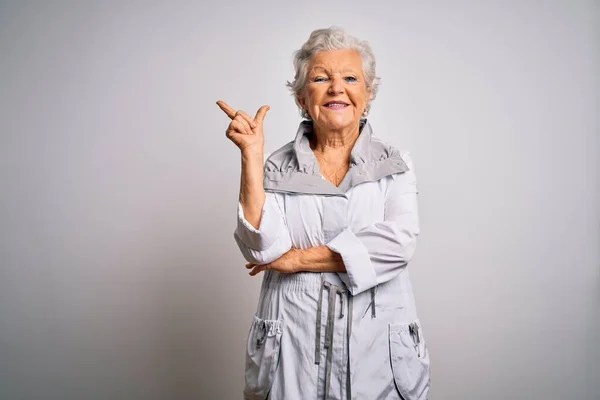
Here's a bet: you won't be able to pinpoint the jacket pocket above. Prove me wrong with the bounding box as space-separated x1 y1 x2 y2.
389 320 431 400
244 315 284 400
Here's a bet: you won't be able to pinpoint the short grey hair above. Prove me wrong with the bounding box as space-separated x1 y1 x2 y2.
286 26 380 120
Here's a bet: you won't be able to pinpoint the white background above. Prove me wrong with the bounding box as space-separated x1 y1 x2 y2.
1 1 598 399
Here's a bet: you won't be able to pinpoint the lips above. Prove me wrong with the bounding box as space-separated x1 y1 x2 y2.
323 101 349 109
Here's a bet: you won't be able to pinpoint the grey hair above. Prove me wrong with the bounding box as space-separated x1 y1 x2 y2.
286 26 380 120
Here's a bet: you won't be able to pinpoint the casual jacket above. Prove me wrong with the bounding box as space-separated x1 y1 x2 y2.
234 120 431 400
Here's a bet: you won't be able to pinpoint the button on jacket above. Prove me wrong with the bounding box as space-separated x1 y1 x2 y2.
234 120 431 400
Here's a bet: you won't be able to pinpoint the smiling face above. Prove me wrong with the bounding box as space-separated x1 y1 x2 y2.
298 49 371 133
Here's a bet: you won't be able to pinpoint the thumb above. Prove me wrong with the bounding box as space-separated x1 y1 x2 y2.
254 105 270 124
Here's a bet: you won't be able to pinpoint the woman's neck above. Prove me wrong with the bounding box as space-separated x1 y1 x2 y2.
309 123 360 155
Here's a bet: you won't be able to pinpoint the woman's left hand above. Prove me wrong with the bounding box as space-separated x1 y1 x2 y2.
246 248 302 276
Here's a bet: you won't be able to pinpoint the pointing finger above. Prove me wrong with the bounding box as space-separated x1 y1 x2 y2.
254 105 270 124
216 100 236 120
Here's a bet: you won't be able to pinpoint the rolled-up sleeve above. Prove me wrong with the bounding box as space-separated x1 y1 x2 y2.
326 152 420 295
234 191 292 265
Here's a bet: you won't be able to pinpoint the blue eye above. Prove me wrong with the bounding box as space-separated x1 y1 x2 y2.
345 76 357 82
313 76 327 82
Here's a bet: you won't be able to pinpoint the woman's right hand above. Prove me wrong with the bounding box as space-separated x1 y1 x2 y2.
216 100 270 154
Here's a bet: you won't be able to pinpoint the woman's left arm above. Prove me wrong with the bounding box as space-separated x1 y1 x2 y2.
245 244 345 276
246 152 419 296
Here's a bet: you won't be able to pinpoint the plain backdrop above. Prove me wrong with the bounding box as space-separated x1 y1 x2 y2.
1 1 598 399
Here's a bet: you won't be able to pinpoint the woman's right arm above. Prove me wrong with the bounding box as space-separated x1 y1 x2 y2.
235 149 292 265
238 149 266 229
217 100 292 265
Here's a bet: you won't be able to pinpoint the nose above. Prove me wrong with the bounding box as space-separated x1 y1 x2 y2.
327 75 345 95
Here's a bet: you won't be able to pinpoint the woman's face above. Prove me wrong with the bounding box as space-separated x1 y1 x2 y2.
298 49 371 133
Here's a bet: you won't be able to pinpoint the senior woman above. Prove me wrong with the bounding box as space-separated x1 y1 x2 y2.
218 27 430 400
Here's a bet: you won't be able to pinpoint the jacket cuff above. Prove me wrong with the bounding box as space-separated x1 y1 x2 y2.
326 228 377 295
236 200 283 251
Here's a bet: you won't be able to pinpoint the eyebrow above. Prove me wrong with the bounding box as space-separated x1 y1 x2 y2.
309 66 361 74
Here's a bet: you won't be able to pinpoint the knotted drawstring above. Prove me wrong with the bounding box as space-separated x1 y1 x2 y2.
345 294 353 400
314 275 325 364
314 277 350 400
314 279 378 400
323 282 338 399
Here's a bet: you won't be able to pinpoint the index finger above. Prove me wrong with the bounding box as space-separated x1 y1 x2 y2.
216 100 236 120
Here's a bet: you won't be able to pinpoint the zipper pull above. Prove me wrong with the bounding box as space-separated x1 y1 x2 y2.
409 322 421 357
256 321 267 347
414 324 420 344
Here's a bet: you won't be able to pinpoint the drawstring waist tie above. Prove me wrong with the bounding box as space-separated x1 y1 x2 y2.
314 275 377 400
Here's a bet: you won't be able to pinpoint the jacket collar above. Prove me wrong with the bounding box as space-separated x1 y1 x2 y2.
264 119 409 196
294 119 372 174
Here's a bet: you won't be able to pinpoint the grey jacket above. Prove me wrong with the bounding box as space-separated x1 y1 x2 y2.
235 120 431 400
